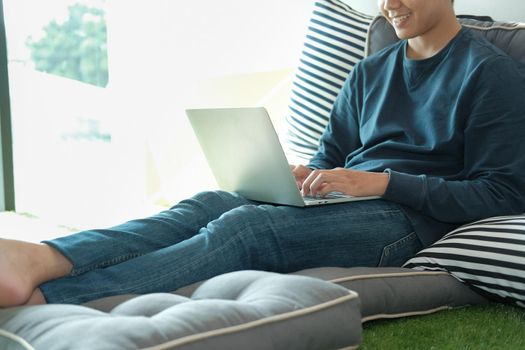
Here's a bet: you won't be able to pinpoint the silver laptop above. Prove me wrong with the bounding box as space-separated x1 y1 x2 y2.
186 107 380 206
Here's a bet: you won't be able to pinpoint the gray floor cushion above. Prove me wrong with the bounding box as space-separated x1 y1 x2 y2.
0 270 361 350
0 267 486 350
293 267 487 322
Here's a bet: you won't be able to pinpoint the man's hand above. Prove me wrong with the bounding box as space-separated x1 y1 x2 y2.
300 167 389 198
290 164 313 190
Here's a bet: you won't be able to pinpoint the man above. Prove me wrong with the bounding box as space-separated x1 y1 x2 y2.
1 0 524 307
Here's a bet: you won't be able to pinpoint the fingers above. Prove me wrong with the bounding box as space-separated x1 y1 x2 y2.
302 168 357 197
302 169 337 197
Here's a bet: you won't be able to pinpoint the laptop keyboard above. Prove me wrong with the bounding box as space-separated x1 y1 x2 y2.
304 191 351 200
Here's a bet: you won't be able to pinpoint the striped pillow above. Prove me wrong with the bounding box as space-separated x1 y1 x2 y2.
284 0 373 163
404 214 525 308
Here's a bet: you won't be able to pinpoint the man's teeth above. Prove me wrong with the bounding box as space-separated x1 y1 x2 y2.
393 14 410 24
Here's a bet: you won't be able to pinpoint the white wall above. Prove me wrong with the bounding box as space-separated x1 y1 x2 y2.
343 0 525 22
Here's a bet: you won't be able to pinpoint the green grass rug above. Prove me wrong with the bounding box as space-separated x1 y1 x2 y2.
361 303 525 349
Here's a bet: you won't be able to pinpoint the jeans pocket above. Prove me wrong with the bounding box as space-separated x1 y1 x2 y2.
378 231 422 267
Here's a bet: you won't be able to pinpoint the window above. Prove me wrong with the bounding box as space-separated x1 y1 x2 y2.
2 0 311 229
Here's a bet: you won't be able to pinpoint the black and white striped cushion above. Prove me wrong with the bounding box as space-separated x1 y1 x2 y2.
284 0 373 163
404 214 525 308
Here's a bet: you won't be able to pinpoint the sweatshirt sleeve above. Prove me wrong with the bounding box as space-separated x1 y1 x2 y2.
307 68 362 169
383 57 525 223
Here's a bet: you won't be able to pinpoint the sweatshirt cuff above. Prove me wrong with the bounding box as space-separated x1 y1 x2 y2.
382 169 426 210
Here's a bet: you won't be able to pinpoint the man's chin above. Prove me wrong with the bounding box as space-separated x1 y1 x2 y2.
393 29 415 40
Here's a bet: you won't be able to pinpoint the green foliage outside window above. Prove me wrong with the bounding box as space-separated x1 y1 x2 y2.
26 3 108 87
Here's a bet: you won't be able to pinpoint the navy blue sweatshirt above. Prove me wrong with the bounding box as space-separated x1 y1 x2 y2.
308 29 525 246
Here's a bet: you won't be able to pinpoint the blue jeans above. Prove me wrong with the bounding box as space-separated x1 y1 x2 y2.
40 191 422 304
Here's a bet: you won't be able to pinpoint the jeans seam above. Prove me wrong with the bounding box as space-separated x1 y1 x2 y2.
70 253 144 276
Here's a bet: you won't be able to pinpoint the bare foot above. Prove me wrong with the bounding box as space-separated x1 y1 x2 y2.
0 239 72 307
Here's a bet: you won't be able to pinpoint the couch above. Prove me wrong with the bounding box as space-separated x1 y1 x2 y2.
1 1 524 349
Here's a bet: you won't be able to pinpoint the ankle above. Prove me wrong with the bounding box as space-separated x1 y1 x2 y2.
36 244 73 282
